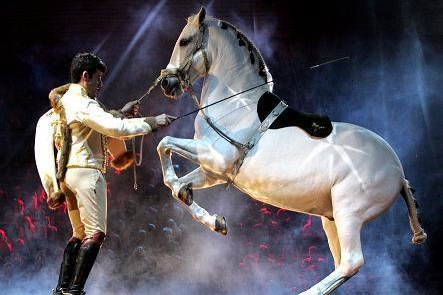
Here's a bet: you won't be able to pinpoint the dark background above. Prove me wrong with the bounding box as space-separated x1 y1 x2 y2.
0 0 442 294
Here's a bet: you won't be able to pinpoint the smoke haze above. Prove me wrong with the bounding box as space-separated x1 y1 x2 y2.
0 1 441 294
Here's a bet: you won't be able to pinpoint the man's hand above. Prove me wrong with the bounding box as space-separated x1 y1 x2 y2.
155 114 177 126
120 100 140 118
47 191 66 211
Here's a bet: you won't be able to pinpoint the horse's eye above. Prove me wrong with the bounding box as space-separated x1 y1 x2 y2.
179 38 191 47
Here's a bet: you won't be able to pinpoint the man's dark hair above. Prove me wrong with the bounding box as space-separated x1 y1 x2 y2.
70 52 107 83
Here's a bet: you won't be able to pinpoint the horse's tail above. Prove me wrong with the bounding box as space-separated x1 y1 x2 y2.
401 178 427 244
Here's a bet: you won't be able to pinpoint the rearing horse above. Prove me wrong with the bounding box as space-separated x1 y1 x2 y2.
157 7 427 294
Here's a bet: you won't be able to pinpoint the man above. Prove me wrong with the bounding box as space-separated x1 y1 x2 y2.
35 52 175 295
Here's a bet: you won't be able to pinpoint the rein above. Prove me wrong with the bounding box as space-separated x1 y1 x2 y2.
130 74 163 190
171 80 274 122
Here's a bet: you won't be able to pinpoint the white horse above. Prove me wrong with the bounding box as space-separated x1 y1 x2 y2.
156 7 427 294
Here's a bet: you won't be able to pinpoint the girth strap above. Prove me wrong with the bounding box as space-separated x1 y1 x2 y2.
232 100 288 176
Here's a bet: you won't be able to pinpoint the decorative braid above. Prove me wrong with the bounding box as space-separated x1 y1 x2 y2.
54 103 71 181
219 20 269 80
101 134 108 173
49 88 72 181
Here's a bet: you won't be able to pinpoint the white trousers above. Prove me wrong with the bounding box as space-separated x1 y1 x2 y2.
64 167 107 239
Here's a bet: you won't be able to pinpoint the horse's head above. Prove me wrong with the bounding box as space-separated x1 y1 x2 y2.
161 7 209 99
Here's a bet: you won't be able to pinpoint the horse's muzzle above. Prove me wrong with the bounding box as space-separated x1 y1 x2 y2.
161 75 183 99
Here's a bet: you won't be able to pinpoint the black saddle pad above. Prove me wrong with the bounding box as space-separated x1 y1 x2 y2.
257 92 333 138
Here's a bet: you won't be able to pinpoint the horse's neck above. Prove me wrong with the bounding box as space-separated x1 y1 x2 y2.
211 50 261 86
202 28 271 106
196 25 272 137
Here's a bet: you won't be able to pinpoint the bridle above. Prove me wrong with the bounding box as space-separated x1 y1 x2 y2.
160 23 209 92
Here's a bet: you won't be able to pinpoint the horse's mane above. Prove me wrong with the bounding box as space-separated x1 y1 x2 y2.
206 16 270 82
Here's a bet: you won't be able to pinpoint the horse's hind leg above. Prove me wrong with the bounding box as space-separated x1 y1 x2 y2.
401 179 427 244
301 215 364 295
321 217 340 268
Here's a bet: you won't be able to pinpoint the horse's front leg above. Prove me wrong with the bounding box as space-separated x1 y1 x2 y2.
180 167 228 234
179 166 227 188
157 136 228 235
157 136 234 195
157 136 196 205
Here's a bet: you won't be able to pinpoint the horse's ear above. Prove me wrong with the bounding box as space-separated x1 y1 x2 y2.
198 6 206 24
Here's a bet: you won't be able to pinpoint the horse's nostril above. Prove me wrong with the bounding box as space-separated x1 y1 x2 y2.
161 78 169 89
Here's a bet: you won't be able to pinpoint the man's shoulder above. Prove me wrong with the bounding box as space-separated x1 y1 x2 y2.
62 91 95 107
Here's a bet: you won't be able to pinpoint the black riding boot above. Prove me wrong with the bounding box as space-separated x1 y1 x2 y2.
52 237 82 295
64 241 101 295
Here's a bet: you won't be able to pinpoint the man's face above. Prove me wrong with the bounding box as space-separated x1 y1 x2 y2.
85 70 104 99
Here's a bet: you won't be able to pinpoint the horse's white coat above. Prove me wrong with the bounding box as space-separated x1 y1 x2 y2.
157 7 426 294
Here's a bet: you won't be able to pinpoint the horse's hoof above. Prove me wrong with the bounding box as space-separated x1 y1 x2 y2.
412 231 427 244
178 182 193 206
215 215 227 235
